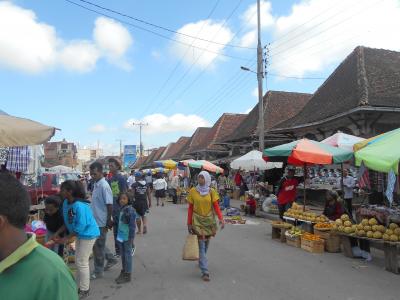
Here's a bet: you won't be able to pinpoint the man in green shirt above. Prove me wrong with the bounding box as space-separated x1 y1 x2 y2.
0 172 78 300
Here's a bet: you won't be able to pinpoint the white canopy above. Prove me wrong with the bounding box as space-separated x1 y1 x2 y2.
48 165 75 173
230 150 282 171
0 114 56 146
321 132 365 151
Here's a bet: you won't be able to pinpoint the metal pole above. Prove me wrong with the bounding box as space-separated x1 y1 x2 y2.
257 0 264 152
139 125 143 158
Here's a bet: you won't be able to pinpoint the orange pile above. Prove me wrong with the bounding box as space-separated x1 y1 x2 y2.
302 232 323 242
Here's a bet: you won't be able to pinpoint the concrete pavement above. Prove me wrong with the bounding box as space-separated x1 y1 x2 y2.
88 202 399 300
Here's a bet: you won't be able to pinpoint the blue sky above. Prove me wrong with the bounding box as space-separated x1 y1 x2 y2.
1 0 399 154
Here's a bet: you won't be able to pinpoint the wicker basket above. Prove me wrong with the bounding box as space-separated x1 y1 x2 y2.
286 235 301 248
301 237 324 253
314 229 341 253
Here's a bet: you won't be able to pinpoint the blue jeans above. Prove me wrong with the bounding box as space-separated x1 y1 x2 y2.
118 239 133 273
113 214 120 255
198 239 210 275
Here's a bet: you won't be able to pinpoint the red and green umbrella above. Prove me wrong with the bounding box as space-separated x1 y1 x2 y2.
179 159 224 174
263 139 353 165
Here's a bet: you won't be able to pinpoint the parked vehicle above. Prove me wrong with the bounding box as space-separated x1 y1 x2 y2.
26 172 79 205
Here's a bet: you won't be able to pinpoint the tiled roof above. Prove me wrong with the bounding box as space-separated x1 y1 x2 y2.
132 156 147 169
142 149 158 166
184 127 212 154
189 113 247 152
152 147 166 162
226 91 312 142
160 136 191 159
274 46 400 130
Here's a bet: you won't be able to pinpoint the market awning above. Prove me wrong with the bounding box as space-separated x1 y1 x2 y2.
230 150 282 171
321 132 365 151
354 128 400 174
0 114 56 146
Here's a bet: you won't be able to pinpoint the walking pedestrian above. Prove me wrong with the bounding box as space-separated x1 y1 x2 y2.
108 158 128 257
153 174 168 207
89 162 118 280
342 169 355 215
0 173 78 300
127 170 135 190
115 192 136 284
187 171 225 282
56 180 100 299
132 172 151 234
170 174 180 204
145 171 153 207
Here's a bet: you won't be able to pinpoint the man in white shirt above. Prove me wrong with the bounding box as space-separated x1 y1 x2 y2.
153 174 168 207
342 169 355 215
170 175 180 204
127 170 135 190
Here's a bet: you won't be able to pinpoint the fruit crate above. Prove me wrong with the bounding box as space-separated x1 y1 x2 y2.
286 234 301 248
314 229 341 253
271 226 287 243
301 237 324 253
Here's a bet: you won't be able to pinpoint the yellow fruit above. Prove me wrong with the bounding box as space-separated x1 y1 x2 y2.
356 224 364 231
383 233 390 241
351 225 357 232
341 214 350 221
368 218 378 226
338 225 345 232
390 235 399 242
343 221 352 227
373 231 382 239
361 219 369 226
386 229 394 236
394 228 400 236
389 223 399 230
366 231 374 238
335 219 342 225
363 225 372 232
371 225 378 232
357 230 366 237
332 224 338 230
378 225 386 233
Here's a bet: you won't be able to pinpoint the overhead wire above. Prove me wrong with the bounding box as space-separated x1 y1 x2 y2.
74 0 255 49
140 0 222 116
64 0 249 61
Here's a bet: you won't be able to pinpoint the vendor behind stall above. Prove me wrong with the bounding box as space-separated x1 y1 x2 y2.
323 190 344 221
276 166 303 220
245 192 257 216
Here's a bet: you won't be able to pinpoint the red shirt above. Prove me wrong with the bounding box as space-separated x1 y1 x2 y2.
234 173 243 186
277 178 300 205
246 198 257 208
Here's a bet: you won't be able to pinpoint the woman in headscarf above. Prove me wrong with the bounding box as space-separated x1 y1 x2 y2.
187 171 225 282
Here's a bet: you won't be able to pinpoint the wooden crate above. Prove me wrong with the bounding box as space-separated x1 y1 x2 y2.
271 226 287 243
314 229 341 253
301 237 324 253
286 235 301 248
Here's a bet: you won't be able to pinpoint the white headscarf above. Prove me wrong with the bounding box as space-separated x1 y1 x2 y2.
196 171 211 196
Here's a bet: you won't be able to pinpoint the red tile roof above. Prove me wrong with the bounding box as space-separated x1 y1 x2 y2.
226 91 312 142
273 46 400 130
160 136 191 159
184 127 212 155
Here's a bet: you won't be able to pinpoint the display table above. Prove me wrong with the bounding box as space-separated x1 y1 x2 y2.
338 232 400 274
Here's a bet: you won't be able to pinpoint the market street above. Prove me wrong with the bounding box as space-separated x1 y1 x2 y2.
88 203 399 300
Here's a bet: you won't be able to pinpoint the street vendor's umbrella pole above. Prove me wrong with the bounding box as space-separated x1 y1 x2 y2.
303 164 307 212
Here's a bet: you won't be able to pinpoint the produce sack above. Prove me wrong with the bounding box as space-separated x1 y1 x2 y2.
182 234 199 261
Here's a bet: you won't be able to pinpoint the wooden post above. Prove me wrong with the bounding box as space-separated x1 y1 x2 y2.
303 164 307 211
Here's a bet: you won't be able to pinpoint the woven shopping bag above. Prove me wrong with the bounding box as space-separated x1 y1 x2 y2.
182 234 199 261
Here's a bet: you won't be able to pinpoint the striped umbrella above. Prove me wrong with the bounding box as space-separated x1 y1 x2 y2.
153 159 178 169
180 159 224 174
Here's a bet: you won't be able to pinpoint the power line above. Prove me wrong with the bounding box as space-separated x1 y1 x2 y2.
140 0 222 117
74 0 255 49
150 0 245 114
64 0 249 61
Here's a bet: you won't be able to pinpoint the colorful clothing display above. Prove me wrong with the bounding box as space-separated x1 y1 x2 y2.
6 146 30 172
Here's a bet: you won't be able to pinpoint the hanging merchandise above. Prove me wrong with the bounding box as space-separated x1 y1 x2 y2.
357 162 371 190
6 146 30 173
0 147 8 165
386 170 396 205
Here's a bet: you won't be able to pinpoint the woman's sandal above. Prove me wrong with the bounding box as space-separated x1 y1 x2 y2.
201 274 210 282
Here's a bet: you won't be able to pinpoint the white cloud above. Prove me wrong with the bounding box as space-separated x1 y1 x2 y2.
151 50 162 60
89 124 107 133
269 0 400 77
0 2 133 73
124 113 210 135
239 1 275 48
252 87 258 98
171 19 233 68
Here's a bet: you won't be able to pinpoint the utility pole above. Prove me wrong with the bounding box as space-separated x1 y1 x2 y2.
257 0 265 152
132 122 149 158
115 139 123 158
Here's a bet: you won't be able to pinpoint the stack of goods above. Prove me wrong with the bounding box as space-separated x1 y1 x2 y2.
382 223 400 242
224 216 246 225
354 218 385 239
314 223 340 253
314 222 335 231
301 232 325 253
284 208 318 222
333 214 356 234
285 227 303 247
271 221 293 229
